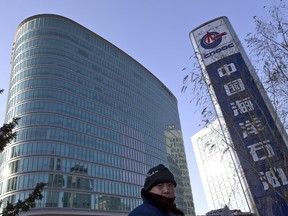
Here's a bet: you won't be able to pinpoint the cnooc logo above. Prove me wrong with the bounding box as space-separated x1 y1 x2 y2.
200 31 227 49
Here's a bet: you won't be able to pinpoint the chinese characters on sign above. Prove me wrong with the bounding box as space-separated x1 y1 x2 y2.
215 59 288 191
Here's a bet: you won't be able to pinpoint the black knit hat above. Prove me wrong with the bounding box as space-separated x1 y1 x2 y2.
144 164 177 192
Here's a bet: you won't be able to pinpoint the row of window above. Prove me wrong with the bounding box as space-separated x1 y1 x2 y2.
9 128 143 160
2 140 158 175
11 75 146 118
12 22 177 112
15 15 166 98
213 196 249 212
2 141 166 180
12 36 133 90
8 74 170 140
11 57 171 125
10 63 135 105
11 48 135 103
10 126 166 164
11 27 179 148
8 93 138 133
7 102 169 160
8 77 172 143
3 190 142 212
7 150 146 180
12 33 166 110
8 86 159 140
2 170 142 198
209 182 233 193
17 111 147 148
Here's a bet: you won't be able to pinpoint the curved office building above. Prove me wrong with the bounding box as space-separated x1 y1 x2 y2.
0 14 195 215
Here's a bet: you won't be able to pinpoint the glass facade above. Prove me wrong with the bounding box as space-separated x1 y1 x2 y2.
192 120 251 212
0 14 195 215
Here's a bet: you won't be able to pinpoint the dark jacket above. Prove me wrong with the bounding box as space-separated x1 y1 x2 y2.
128 190 184 216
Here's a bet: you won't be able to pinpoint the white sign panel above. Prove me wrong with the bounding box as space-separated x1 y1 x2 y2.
190 17 239 66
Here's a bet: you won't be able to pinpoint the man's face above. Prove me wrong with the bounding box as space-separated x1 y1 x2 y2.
150 182 175 198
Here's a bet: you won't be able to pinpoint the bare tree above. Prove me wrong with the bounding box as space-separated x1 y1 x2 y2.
0 183 46 216
0 118 19 152
182 55 215 127
245 0 288 130
0 89 46 216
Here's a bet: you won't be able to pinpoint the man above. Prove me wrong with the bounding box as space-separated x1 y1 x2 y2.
129 164 184 216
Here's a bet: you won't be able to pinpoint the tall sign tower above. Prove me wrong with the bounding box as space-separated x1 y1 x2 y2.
190 16 288 215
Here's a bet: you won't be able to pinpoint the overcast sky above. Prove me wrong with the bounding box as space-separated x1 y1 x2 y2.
0 0 276 214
